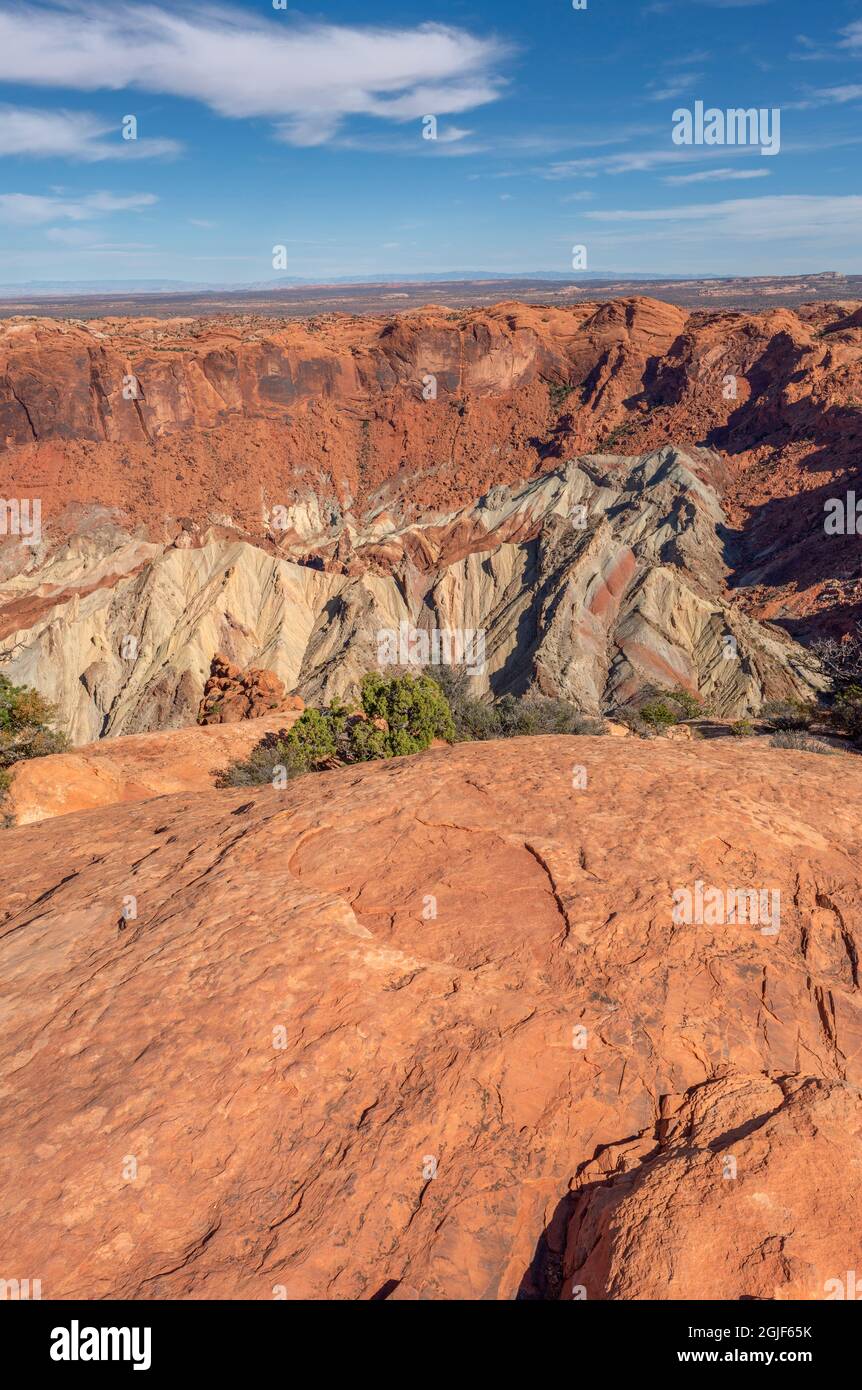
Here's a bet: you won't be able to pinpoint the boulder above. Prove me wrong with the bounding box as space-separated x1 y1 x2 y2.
197 653 302 725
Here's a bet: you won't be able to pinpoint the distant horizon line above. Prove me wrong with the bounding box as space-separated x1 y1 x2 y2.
0 269 851 299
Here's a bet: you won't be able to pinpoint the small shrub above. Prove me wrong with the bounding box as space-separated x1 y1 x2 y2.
495 693 602 737
829 684 862 742
547 381 572 412
215 736 310 789
638 700 679 730
0 675 67 808
216 673 455 787
427 666 497 740
760 698 817 731
429 667 601 740
666 686 704 721
620 684 705 735
770 730 838 755
812 625 862 686
610 707 655 738
289 705 344 765
730 719 754 737
600 422 634 450
0 678 57 733
358 671 454 755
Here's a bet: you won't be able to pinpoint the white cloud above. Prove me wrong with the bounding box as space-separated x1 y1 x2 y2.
786 84 862 111
663 166 771 184
0 190 157 224
544 144 765 177
0 4 510 146
645 73 703 102
585 193 862 242
840 21 862 52
435 125 473 144
0 104 181 159
666 49 712 66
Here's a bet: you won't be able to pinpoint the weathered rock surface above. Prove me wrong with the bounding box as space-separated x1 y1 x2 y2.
3 714 297 825
554 1072 862 1302
2 735 861 1299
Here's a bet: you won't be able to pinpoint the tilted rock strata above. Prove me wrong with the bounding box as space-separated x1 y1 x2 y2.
1 736 861 1298
0 448 822 742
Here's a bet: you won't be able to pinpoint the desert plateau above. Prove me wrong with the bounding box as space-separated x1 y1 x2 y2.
2 0 862 1361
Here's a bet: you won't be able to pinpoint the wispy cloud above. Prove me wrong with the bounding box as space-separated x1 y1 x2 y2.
543 142 766 178
0 191 157 225
786 84 862 110
325 123 486 157
663 166 771 184
44 228 155 247
0 104 180 160
840 20 862 52
645 73 703 102
585 193 862 242
666 49 712 66
789 34 835 63
0 3 512 147
644 0 771 9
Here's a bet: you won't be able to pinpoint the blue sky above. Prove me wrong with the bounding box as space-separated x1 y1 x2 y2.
0 0 861 284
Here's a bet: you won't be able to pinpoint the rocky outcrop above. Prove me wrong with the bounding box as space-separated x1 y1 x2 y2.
2 734 862 1299
2 714 299 825
197 652 303 725
0 447 823 742
555 1072 862 1302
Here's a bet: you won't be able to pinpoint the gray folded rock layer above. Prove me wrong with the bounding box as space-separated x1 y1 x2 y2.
0 445 821 743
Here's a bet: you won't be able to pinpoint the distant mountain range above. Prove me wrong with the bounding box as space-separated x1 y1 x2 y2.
0 270 697 297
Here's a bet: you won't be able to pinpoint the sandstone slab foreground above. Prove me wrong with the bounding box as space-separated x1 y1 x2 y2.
1 736 861 1299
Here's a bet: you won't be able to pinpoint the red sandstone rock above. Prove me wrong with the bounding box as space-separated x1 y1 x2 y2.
3 714 299 825
1 734 862 1299
197 652 302 724
554 1071 862 1302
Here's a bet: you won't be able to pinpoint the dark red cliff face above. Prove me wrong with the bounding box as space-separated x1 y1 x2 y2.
0 298 686 450
2 294 862 628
